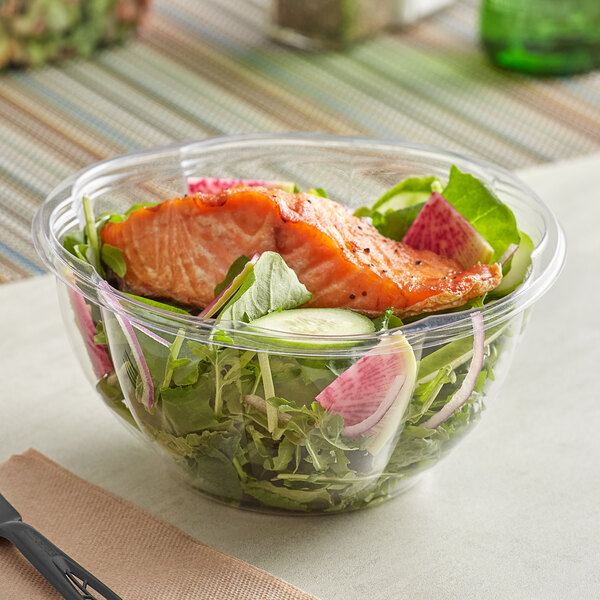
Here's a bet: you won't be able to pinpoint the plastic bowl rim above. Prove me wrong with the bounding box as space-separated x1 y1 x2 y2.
32 133 567 355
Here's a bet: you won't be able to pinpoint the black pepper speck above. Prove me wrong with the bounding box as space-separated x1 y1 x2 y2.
349 294 356 299
361 291 367 297
416 260 422 265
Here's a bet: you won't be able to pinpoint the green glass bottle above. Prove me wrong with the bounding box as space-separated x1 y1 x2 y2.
480 0 600 75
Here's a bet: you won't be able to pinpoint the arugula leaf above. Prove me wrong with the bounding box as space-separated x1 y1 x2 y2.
101 244 127 277
161 377 221 434
243 479 332 512
72 244 88 262
442 166 520 261
63 230 85 256
154 428 244 501
65 200 128 279
214 255 250 296
371 202 424 242
218 252 312 323
372 308 403 331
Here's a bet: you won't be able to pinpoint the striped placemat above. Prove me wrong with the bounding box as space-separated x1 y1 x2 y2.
1 0 599 283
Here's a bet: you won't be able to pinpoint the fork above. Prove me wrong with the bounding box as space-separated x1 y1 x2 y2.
0 492 122 600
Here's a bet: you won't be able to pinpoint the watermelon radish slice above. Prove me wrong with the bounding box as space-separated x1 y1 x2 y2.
402 192 494 269
421 312 485 430
188 177 295 195
68 288 112 380
316 333 417 455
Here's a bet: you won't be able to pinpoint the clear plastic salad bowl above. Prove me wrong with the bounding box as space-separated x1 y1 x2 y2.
32 134 565 514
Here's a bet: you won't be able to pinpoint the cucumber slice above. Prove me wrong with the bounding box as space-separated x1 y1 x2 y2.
491 232 534 296
249 308 375 349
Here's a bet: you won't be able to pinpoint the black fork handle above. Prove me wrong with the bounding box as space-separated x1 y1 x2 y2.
0 520 122 600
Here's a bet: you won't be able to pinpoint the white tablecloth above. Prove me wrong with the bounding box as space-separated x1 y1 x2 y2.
1 154 599 599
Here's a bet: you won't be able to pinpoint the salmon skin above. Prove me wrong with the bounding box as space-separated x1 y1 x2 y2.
100 186 502 317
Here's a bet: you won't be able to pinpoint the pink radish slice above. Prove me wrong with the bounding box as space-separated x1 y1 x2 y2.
68 288 112 380
402 192 494 269
199 253 260 318
341 375 405 437
188 177 293 195
98 281 155 409
421 312 485 430
316 334 417 455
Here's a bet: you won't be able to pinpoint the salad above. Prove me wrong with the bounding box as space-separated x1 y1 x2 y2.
62 166 532 513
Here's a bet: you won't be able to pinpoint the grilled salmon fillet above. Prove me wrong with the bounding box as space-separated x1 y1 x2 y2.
100 187 502 317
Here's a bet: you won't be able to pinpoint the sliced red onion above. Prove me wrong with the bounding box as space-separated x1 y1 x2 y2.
199 253 260 319
342 375 405 437
421 312 485 430
98 281 155 409
68 288 112 380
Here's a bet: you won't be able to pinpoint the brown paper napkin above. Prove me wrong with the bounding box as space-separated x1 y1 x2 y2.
0 449 319 600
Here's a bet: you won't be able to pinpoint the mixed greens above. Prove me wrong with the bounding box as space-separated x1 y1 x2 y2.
63 167 531 513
